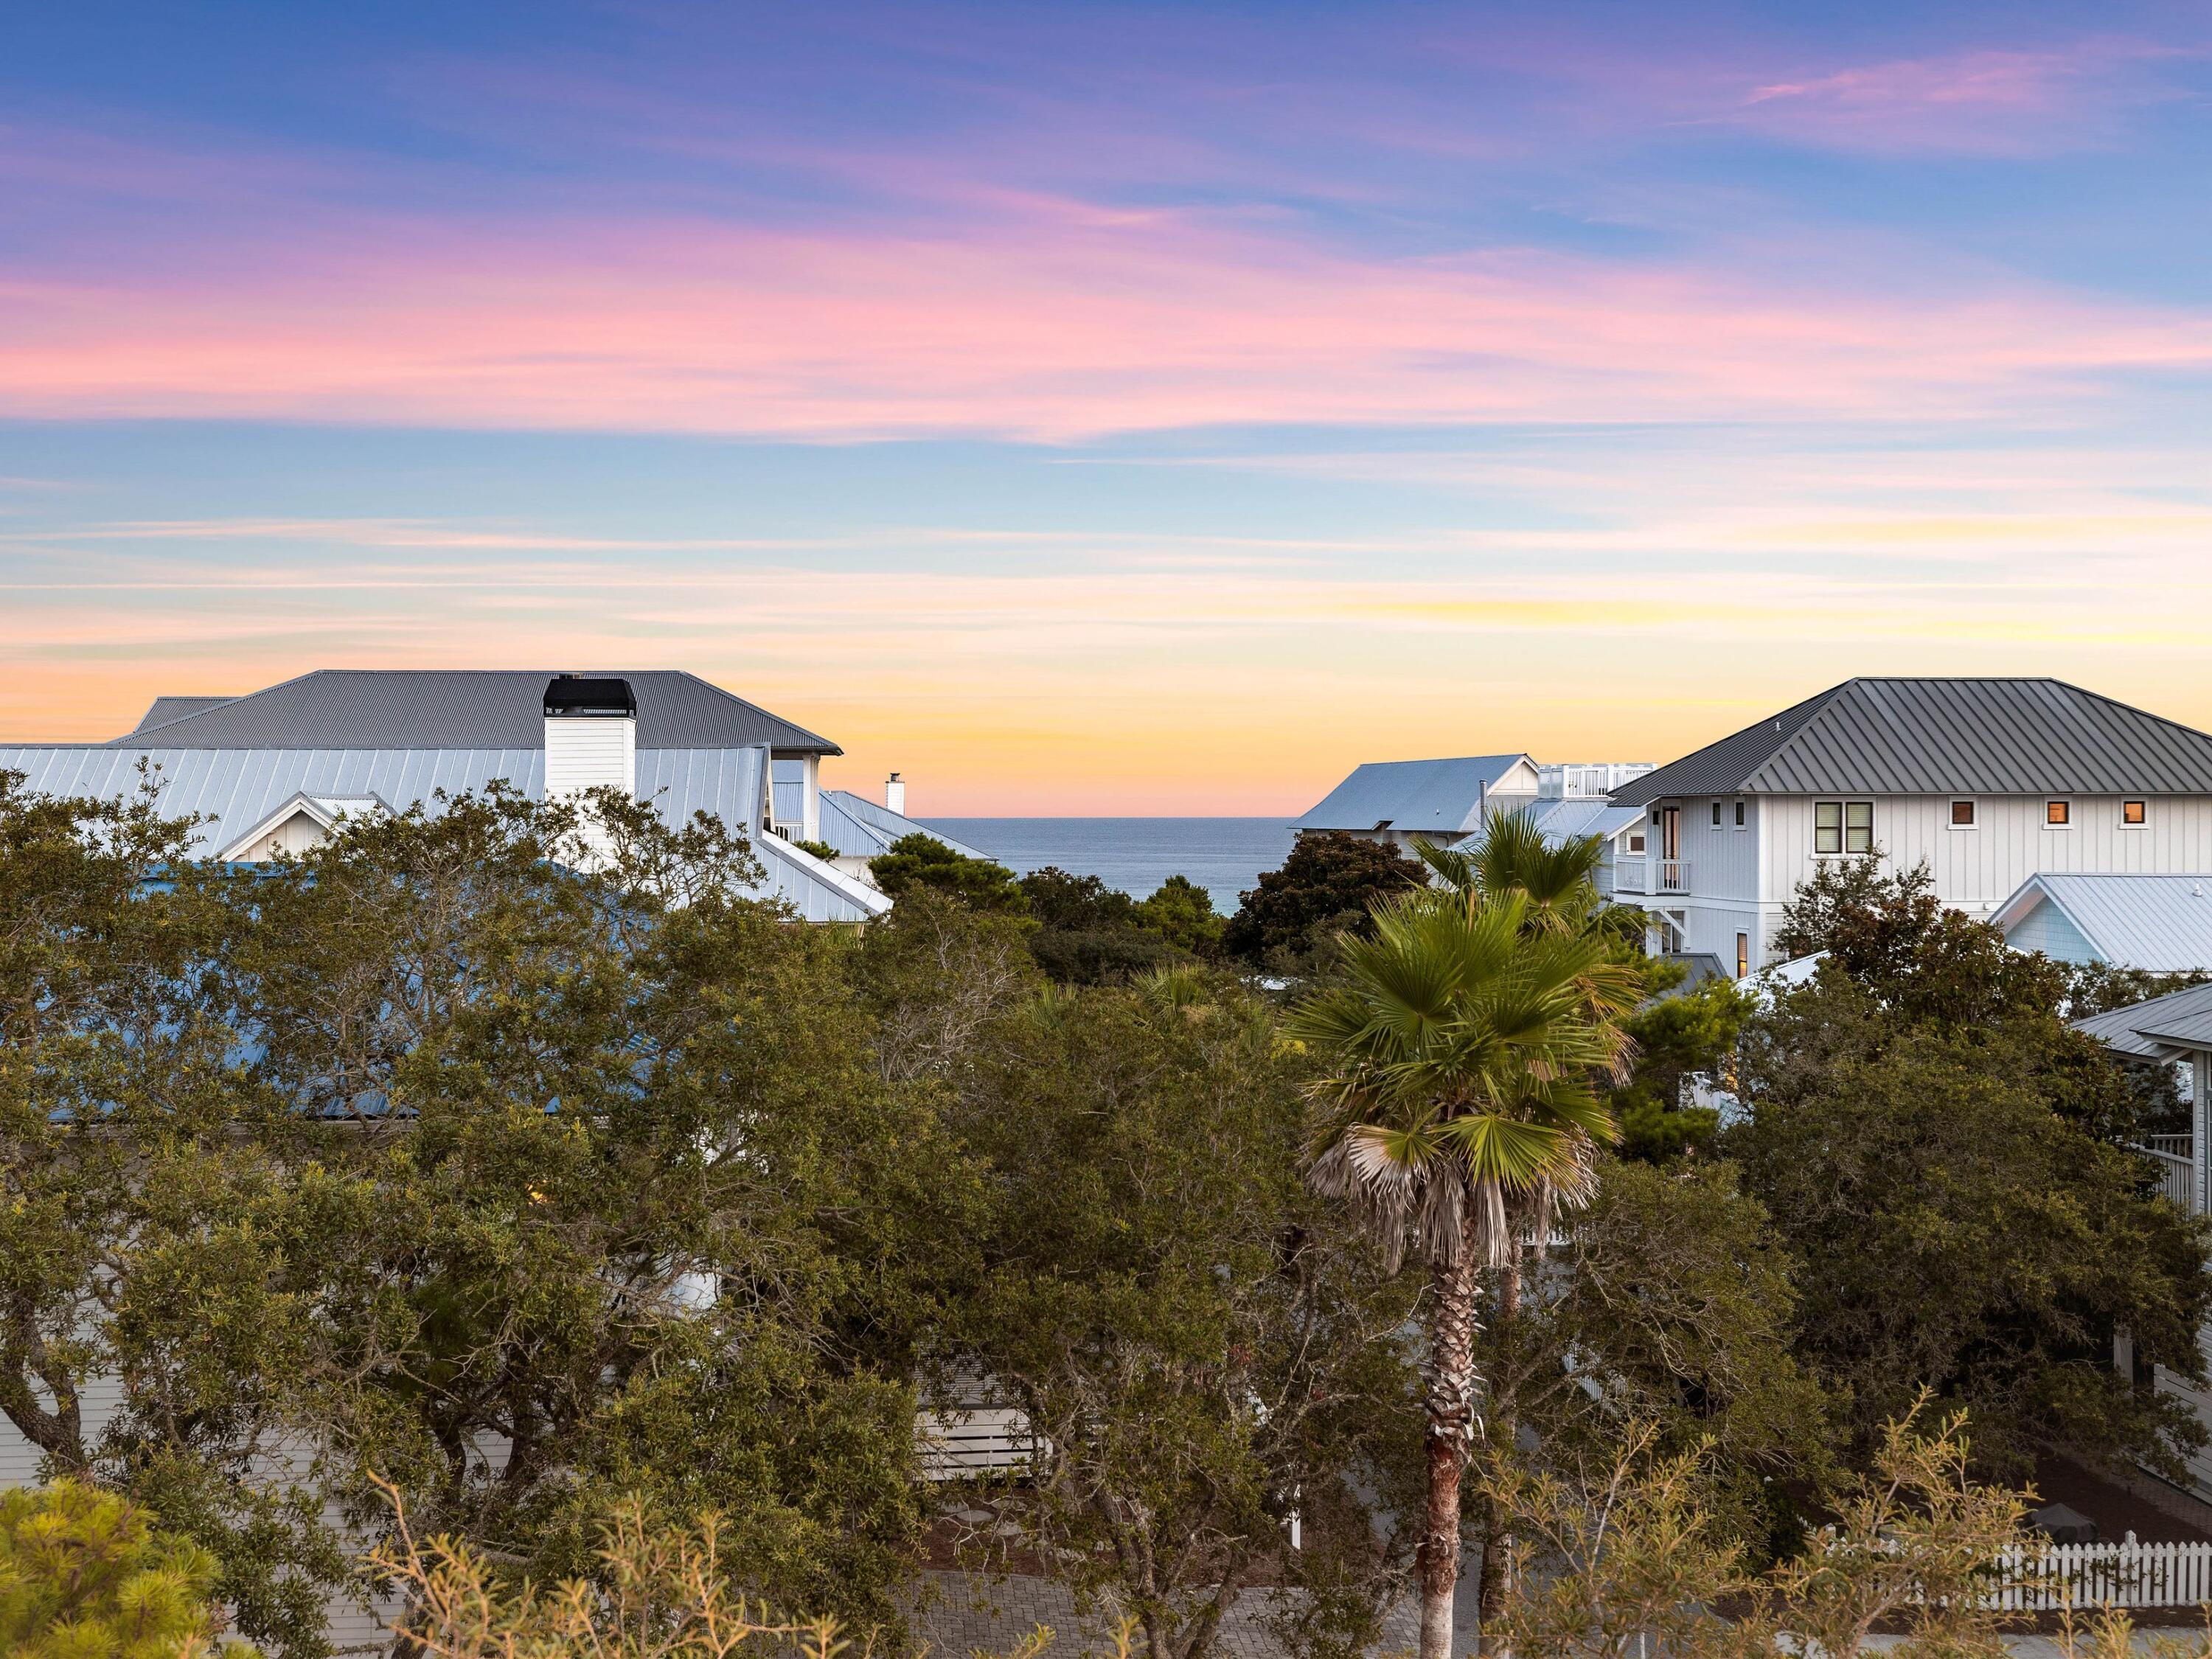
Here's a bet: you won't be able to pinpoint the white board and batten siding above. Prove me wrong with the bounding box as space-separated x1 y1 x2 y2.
1644 793 2212 971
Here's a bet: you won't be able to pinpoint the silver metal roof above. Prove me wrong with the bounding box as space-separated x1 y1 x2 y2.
1445 797 1644 854
1615 679 2212 804
1298 755 1532 834
102 670 840 756
1996 873 2212 974
819 789 987 862
0 743 886 924
2074 981 2212 1058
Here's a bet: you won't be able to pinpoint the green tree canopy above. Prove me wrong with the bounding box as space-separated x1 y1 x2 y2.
869 834 1029 912
1223 832 1423 975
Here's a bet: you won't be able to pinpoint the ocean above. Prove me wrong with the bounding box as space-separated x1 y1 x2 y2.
921 818 1297 914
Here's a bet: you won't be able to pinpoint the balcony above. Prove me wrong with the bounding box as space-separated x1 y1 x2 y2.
1608 859 1688 896
2139 1135 2196 1212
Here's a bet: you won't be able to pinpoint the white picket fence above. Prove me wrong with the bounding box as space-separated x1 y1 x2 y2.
1989 1538 2212 1611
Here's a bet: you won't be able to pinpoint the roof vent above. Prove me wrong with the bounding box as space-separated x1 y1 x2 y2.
2194 883 2204 899
543 675 636 719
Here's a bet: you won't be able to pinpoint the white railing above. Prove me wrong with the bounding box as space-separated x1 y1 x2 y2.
1992 1538 2212 1610
917 1406 1037 1481
2137 1142 2195 1211
2145 1133 2194 1158
1655 859 1690 894
1610 859 1648 894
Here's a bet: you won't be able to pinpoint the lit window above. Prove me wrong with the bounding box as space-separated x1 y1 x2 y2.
2047 801 2070 827
1950 801 1975 827
1845 802 1874 853
1734 801 1746 827
2124 800 2147 826
1736 932 1750 978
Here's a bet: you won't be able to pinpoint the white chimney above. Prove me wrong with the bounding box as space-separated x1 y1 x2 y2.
886 771 905 816
543 676 637 861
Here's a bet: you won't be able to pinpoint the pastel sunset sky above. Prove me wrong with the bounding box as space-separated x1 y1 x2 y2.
6 0 2212 812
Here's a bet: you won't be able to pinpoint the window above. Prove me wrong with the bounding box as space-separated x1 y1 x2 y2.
1950 800 1975 827
1845 801 1873 852
1736 932 1750 978
1711 801 1722 827
1734 801 1746 828
1815 801 1841 854
1817 801 1874 854
2124 799 2148 827
2046 800 2071 827
1627 831 1646 855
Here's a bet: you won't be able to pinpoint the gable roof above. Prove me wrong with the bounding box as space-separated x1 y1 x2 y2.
2075 981 2212 1059
102 670 839 756
1298 755 1534 835
819 789 988 863
1994 873 2212 974
1614 679 2212 805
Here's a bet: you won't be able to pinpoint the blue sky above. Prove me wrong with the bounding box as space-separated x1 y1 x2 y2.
5 1 2212 810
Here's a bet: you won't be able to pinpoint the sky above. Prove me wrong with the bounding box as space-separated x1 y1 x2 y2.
5 1 2212 813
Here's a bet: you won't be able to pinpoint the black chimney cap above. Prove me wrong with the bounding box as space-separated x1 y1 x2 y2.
543 675 637 718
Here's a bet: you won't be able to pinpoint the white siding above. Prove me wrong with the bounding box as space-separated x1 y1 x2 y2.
1637 790 2212 971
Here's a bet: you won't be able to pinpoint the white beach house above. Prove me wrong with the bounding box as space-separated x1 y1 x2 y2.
1610 678 2212 978
0 669 953 922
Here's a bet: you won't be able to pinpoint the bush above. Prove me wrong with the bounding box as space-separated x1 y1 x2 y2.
0 1478 255 1658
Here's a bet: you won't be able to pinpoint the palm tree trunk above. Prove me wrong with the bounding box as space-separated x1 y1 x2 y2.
1476 1249 1523 1657
1418 1239 1483 1659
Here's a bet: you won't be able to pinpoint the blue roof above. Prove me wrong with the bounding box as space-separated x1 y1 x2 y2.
1297 755 1533 835
1451 797 1645 851
819 789 987 862
0 743 888 924
1997 872 2212 974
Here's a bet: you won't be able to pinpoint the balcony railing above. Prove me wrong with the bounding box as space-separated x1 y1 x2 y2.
2138 1138 2195 1212
1655 859 1690 894
1608 858 1689 895
1610 859 1648 894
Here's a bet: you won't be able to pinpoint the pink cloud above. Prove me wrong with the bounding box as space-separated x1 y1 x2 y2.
1 193 2207 441
1726 41 2192 154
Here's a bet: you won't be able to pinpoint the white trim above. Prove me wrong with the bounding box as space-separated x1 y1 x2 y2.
2044 799 2075 830
214 791 389 861
1947 799 1979 832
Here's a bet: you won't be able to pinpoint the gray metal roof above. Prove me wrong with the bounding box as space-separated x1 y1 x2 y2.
1298 755 1532 834
1615 679 2212 804
102 670 840 756
1996 874 2212 973
2074 981 2212 1058
819 789 987 862
0 743 886 924
131 695 240 736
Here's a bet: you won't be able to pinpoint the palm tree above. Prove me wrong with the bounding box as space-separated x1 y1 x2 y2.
1288 873 1637 1659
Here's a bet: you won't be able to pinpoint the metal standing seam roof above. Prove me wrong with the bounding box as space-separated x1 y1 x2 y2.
1613 679 2212 805
1996 873 2212 974
0 744 888 924
1445 797 1644 853
1298 755 1533 833
2074 981 2212 1058
105 669 841 757
818 789 989 862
